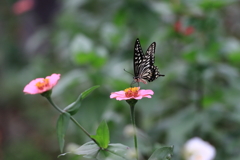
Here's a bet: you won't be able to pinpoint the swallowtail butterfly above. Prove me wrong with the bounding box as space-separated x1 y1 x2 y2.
133 38 164 85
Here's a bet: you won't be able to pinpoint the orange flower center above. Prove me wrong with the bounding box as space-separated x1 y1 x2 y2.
124 87 139 97
35 79 50 90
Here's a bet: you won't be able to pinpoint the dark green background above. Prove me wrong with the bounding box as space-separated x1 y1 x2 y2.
1 0 240 159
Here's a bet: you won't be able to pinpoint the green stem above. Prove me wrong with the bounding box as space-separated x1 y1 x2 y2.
130 104 139 160
69 116 92 138
46 96 64 114
45 95 97 144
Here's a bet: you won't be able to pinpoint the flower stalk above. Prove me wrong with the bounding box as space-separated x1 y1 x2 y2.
43 93 97 144
111 87 154 160
23 74 99 146
127 99 139 160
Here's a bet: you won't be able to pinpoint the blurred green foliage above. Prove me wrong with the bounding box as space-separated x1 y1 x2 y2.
1 0 240 160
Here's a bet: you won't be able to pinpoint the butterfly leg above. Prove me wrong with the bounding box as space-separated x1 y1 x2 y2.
130 80 135 87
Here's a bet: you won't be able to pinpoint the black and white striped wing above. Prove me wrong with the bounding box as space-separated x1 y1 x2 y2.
133 38 146 78
144 41 164 82
133 38 164 85
145 41 156 66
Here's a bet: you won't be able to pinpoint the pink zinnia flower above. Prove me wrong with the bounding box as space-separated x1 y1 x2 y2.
174 21 182 33
12 0 34 15
23 73 61 94
110 87 154 100
184 26 195 35
174 20 195 36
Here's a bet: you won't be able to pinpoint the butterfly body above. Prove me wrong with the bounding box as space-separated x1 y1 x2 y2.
133 38 164 85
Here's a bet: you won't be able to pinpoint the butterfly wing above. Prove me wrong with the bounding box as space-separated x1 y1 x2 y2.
133 38 146 78
133 38 164 85
145 41 156 66
148 66 164 82
144 42 164 82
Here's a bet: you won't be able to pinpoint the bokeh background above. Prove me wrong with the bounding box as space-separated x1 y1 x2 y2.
1 0 240 159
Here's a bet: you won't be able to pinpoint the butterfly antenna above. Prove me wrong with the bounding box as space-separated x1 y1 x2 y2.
123 69 134 76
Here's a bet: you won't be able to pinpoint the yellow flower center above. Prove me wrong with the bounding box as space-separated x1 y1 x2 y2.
124 87 139 97
35 79 50 90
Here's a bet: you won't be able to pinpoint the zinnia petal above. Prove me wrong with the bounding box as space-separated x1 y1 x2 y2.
134 96 143 100
23 73 61 94
110 91 125 98
46 73 61 86
116 97 130 100
138 89 154 95
110 87 154 101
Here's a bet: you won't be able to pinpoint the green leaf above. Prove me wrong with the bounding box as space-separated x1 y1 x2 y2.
58 141 100 158
58 152 68 158
73 52 106 67
63 95 82 115
81 85 100 99
199 0 235 9
58 142 132 160
56 112 70 153
74 141 100 158
97 143 132 160
229 52 240 64
183 50 197 63
64 85 100 115
148 146 174 160
91 120 110 149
